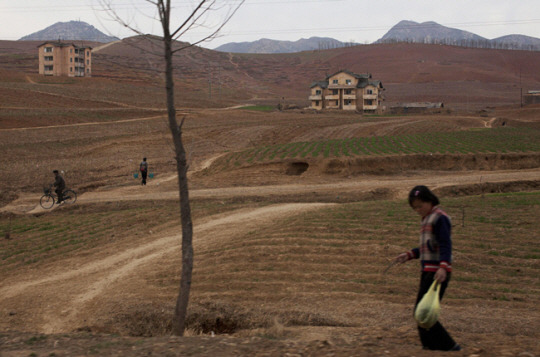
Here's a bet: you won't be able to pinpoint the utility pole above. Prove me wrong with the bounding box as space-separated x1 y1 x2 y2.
520 67 523 108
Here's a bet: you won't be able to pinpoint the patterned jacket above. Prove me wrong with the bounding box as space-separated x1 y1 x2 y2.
407 206 452 272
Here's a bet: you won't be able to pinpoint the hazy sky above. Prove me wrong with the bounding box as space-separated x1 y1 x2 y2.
1 0 540 48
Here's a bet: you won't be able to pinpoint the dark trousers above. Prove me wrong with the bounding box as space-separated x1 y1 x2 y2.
55 188 64 202
141 170 147 185
415 271 457 351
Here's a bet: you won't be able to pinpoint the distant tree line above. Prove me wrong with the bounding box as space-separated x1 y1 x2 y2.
317 40 357 51
379 37 540 51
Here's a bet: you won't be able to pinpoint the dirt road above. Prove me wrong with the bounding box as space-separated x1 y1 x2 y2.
0 202 333 333
3 168 539 215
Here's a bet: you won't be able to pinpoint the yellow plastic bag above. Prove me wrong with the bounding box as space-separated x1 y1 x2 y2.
414 280 441 329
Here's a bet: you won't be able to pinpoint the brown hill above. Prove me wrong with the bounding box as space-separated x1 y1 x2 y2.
2 37 540 110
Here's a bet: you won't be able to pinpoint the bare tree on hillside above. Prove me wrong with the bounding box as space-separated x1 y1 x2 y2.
96 0 244 336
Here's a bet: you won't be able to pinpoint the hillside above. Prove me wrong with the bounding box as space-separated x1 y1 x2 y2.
2 37 540 111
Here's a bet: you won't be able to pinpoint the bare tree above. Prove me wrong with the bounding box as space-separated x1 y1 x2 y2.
97 0 244 336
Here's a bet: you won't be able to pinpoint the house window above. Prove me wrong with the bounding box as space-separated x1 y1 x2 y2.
332 89 338 95
315 89 321 95
367 89 373 94
332 79 338 84
346 79 352 85
345 89 352 95
44 47 53 53
86 59 89 65
70 67 73 72
70 58 73 62
315 101 320 106
87 51 90 56
44 65 53 71
345 100 353 105
44 56 53 61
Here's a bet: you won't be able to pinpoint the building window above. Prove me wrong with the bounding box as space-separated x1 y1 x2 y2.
44 47 53 53
316 89 321 95
87 51 90 56
315 101 320 106
345 100 353 105
367 89 373 94
86 59 89 65
44 56 53 61
70 58 73 62
346 79 352 85
345 89 352 95
44 65 53 71
70 67 73 72
332 79 338 84
332 89 338 95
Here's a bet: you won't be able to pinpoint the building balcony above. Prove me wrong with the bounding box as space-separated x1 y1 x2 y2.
363 105 378 111
309 95 322 101
328 84 355 89
363 94 377 100
343 94 356 100
325 95 339 100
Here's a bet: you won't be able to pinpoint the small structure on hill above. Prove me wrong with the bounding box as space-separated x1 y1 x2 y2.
309 70 385 112
390 102 444 114
523 90 540 105
38 41 92 77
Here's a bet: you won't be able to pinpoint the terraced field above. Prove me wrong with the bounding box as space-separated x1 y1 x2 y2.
221 127 540 166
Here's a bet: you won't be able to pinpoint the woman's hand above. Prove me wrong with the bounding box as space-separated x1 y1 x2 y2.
395 252 409 264
435 267 447 283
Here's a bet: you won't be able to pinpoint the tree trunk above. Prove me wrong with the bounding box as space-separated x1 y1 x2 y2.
162 29 194 336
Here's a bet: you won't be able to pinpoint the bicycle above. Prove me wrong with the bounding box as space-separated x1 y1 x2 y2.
40 186 77 209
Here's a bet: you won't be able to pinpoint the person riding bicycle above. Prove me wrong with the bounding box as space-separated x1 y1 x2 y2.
52 170 66 204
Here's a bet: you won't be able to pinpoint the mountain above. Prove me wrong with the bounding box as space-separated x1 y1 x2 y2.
492 34 540 50
376 20 485 44
19 21 118 43
214 36 352 53
212 20 540 54
377 20 540 50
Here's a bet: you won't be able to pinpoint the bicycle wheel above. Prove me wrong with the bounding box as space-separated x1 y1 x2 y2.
63 189 77 205
40 194 55 209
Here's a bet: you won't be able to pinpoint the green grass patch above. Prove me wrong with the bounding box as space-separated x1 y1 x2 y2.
221 127 540 166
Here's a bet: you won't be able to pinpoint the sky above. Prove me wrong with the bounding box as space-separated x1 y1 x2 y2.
1 0 540 49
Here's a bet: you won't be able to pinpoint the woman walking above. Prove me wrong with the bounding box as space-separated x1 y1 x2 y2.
395 185 461 351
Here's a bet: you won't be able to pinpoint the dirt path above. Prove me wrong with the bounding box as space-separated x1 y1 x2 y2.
3 168 539 215
0 203 333 333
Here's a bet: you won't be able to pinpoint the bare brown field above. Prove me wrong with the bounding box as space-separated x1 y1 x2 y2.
0 40 540 356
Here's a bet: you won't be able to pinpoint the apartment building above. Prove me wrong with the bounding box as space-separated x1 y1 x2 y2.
309 70 384 112
38 42 92 77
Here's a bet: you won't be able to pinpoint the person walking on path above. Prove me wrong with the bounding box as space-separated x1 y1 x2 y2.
394 185 461 351
52 170 66 204
140 157 148 185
